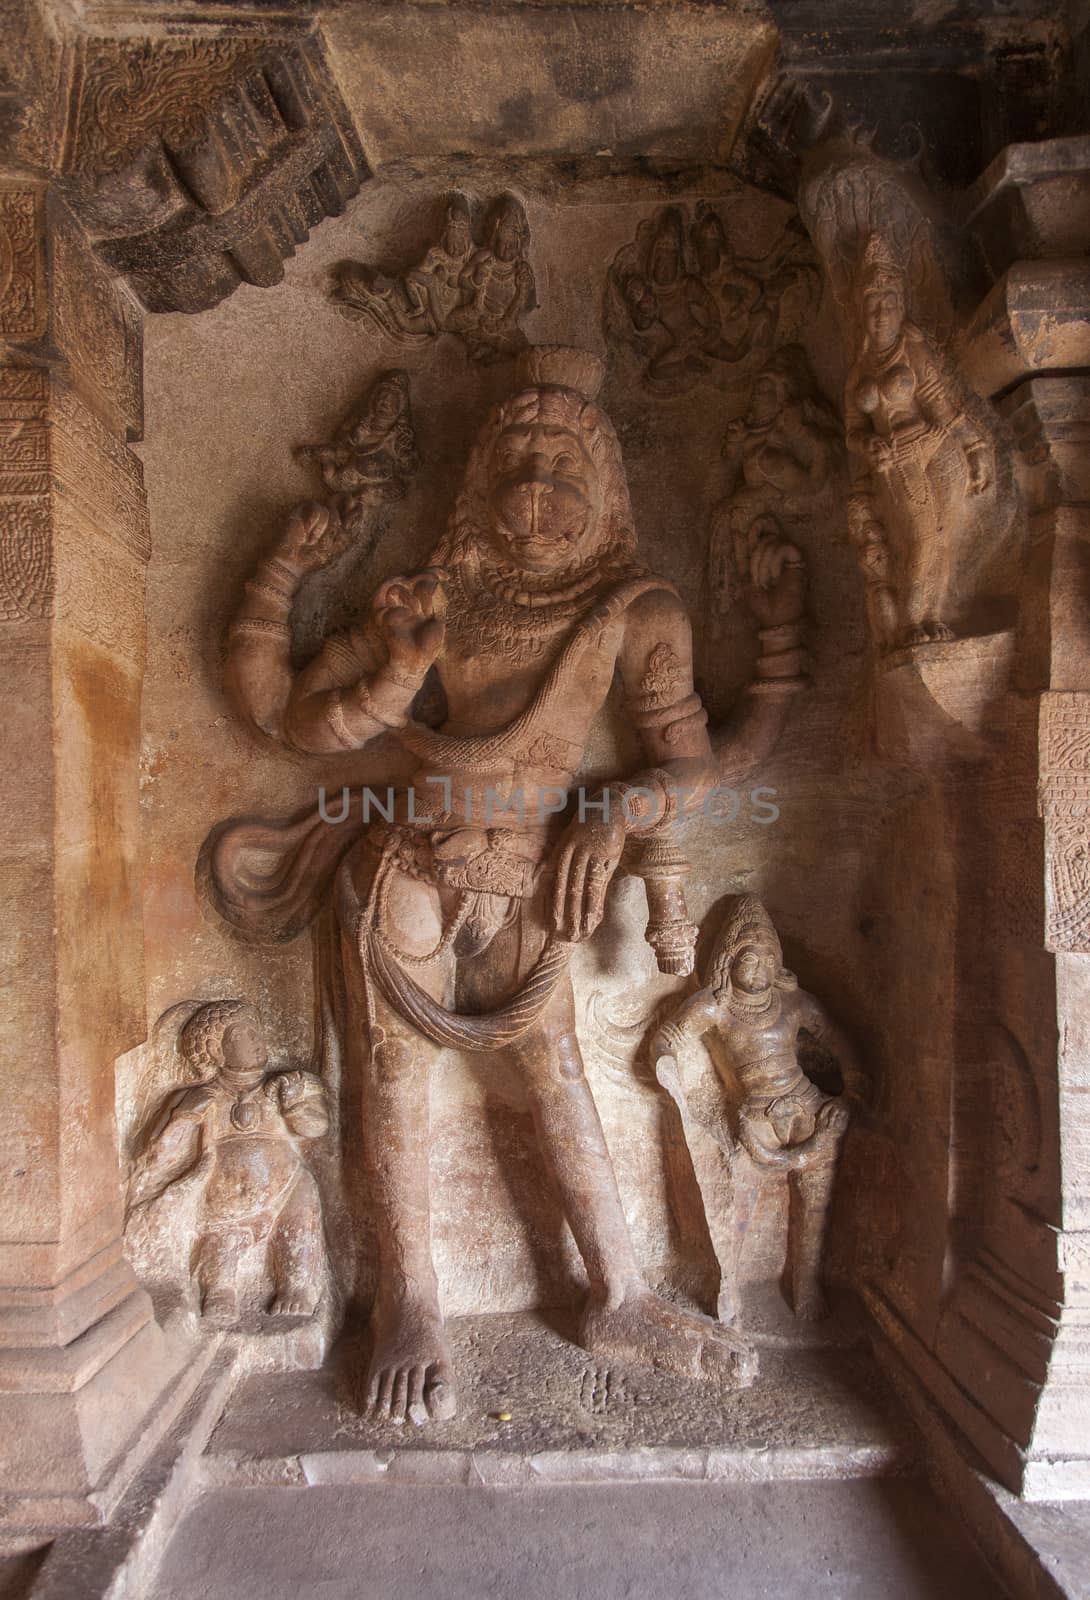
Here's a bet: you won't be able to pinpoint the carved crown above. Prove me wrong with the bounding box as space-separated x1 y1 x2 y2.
708 895 784 994
856 231 904 296
719 895 781 957
517 345 604 400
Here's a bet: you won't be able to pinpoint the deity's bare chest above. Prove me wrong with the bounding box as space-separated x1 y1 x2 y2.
440 594 619 736
729 1006 799 1079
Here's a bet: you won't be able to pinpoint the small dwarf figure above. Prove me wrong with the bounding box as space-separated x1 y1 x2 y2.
127 1000 329 1324
652 897 865 1324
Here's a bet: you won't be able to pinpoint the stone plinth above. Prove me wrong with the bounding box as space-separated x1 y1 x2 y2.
874 632 1015 765
199 1311 908 1490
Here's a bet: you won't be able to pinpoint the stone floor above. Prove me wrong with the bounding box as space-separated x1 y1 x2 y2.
200 1309 908 1488
153 1480 1004 1600
5 1309 1062 1597
150 1309 1001 1597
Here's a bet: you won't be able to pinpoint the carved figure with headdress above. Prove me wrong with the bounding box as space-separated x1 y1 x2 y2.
653 897 866 1324
707 345 841 624
297 368 419 543
445 194 535 362
843 232 992 645
606 202 818 396
126 1000 329 1325
798 142 996 649
332 192 534 362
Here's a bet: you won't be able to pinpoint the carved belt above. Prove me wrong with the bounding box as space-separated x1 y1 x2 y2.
430 827 542 900
365 821 545 900
746 1082 824 1147
341 833 574 1051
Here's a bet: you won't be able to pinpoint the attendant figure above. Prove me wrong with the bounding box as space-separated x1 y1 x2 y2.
403 195 475 332
298 368 419 541
845 232 991 646
127 1000 329 1324
653 898 865 1324
447 195 535 361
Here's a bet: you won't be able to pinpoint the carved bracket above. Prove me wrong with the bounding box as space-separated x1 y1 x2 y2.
63 37 368 314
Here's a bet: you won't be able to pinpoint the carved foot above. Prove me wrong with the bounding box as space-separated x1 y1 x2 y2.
200 1287 240 1325
901 620 955 647
269 1287 321 1317
365 1294 457 1426
581 1288 757 1388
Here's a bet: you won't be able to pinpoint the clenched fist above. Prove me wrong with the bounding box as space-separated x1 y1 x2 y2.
276 501 352 575
373 569 447 680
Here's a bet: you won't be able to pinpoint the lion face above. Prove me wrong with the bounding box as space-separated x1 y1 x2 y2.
484 413 601 574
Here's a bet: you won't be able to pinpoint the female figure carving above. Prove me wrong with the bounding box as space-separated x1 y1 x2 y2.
845 233 992 647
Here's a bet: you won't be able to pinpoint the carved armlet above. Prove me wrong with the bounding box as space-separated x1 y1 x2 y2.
229 556 301 641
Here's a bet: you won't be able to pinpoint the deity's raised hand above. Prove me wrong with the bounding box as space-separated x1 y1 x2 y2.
276 500 353 575
373 569 447 679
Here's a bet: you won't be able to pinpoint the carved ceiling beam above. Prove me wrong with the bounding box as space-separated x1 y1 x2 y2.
58 29 367 312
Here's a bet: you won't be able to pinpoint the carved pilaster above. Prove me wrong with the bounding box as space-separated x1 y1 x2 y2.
0 184 189 1527
1003 377 1090 696
820 133 1090 1498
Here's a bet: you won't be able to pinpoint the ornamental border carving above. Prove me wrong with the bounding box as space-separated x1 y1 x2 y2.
1039 692 1090 953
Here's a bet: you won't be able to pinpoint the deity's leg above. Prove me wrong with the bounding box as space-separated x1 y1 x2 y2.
716 1150 763 1326
507 980 757 1387
192 1230 242 1323
785 1141 840 1320
892 451 955 642
267 1170 325 1317
338 851 457 1424
508 991 643 1299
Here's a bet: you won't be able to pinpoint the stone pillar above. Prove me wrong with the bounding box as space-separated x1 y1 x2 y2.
868 140 1090 1499
0 181 189 1527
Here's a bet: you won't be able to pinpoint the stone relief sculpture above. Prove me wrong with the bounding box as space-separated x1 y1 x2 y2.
605 201 817 395
126 999 330 1325
706 345 841 628
201 346 811 1424
298 368 419 511
652 898 865 1325
1039 694 1090 954
798 146 996 650
332 192 535 363
845 489 899 653
295 368 419 565
844 233 992 646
